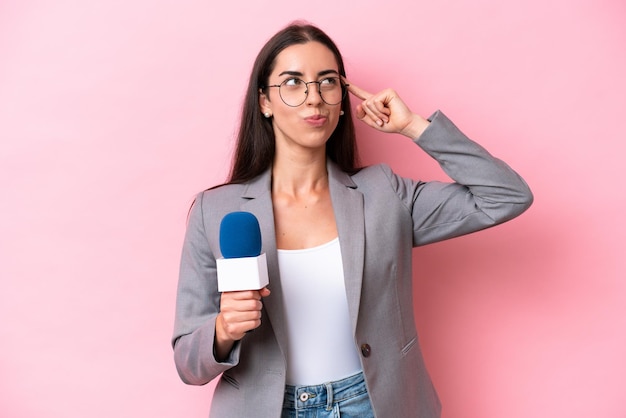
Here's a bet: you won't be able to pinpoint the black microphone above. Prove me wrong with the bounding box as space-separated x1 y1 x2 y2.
216 212 269 292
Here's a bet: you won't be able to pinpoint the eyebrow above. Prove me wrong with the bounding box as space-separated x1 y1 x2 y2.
277 69 340 78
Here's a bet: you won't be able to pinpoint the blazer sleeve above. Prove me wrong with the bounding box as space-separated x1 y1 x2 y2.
171 192 241 385
387 110 534 246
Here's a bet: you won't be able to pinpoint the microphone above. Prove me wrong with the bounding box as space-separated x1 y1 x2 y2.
216 212 269 292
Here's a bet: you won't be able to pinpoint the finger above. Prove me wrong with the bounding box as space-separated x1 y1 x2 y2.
374 97 392 116
363 100 389 122
225 290 262 301
345 80 372 101
366 93 392 116
355 104 366 120
361 102 390 127
220 295 263 313
221 315 261 339
355 105 384 129
236 299 264 312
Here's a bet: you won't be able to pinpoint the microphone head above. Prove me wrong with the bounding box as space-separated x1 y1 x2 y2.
219 211 262 258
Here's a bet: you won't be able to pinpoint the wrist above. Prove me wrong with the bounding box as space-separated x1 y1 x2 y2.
401 115 430 139
214 314 235 362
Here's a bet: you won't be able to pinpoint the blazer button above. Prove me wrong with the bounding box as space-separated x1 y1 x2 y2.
360 343 371 358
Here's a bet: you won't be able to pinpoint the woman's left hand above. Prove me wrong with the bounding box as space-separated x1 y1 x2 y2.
346 81 430 139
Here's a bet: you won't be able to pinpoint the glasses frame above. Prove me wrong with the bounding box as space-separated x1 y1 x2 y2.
265 77 349 107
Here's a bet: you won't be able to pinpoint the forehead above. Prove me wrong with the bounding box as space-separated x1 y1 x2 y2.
271 41 339 76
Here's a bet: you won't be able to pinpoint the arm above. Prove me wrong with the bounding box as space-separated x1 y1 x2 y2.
348 83 533 245
400 110 532 245
172 193 272 384
171 193 239 385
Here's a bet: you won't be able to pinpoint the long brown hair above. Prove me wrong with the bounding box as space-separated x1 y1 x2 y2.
227 22 360 184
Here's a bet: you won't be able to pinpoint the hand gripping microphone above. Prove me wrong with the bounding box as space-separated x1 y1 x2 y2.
216 211 269 292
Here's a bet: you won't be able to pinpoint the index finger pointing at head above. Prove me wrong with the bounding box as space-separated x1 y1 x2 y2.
345 81 372 101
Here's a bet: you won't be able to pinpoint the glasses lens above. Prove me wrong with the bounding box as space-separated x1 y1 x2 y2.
278 77 345 107
318 77 344 105
279 78 307 107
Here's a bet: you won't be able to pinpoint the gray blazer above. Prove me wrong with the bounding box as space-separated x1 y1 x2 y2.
172 111 533 417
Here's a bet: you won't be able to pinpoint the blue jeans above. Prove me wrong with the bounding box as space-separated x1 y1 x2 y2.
281 371 375 418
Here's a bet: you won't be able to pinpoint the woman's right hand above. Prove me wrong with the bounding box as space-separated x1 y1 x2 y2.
347 81 430 139
214 287 270 361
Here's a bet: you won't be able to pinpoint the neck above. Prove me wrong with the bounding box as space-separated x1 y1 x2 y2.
272 153 328 197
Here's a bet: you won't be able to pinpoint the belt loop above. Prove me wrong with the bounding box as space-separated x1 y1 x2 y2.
325 382 333 411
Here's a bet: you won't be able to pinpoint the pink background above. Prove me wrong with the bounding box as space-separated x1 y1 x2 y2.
1 1 625 417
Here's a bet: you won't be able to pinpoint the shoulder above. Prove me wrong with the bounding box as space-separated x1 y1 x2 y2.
349 164 426 214
186 183 255 243
351 163 401 190
190 183 250 224
187 183 248 221
198 183 247 202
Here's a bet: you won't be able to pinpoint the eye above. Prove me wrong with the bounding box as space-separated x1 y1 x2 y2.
283 77 304 87
319 77 338 86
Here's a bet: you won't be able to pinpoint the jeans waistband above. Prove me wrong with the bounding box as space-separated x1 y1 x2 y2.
283 371 367 411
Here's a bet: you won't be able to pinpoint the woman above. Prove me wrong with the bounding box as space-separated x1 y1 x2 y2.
172 22 532 417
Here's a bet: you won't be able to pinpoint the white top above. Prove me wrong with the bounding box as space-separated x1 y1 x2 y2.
277 238 363 385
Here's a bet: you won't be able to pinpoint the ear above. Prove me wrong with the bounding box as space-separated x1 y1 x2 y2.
259 89 271 115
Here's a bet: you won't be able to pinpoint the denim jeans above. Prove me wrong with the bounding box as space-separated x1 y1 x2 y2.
281 371 375 418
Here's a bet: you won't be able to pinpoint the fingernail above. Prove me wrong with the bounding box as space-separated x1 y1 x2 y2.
376 120 383 126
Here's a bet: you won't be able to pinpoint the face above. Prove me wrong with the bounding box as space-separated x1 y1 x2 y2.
259 41 343 156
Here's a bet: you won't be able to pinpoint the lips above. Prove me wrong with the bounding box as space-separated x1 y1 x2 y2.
304 114 327 127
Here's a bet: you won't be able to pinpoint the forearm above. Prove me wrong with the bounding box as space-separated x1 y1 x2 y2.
400 113 431 140
173 317 239 385
417 111 533 214
172 192 240 384
394 110 533 246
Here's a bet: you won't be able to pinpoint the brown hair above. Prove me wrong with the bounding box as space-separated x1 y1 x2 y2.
226 22 360 184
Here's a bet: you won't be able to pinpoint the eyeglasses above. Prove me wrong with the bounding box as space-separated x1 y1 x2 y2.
265 77 348 107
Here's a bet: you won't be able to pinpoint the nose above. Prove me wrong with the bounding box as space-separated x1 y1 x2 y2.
304 81 323 105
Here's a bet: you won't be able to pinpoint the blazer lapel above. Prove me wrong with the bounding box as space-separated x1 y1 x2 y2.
327 161 365 335
239 170 289 357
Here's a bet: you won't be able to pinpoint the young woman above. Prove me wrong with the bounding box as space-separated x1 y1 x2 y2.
172 22 533 418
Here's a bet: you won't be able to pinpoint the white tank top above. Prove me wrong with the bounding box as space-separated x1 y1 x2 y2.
277 238 363 385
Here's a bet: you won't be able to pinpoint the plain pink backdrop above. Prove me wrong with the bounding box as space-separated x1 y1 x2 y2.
1 1 625 417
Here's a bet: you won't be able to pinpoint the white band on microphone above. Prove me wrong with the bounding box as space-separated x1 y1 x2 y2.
216 253 270 292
